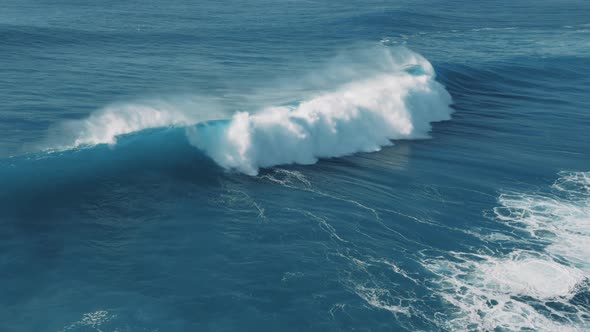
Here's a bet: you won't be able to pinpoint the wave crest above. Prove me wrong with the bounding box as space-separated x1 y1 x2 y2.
43 98 224 151
41 47 452 174
187 48 453 175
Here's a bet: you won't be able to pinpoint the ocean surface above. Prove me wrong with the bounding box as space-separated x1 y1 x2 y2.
1 0 590 331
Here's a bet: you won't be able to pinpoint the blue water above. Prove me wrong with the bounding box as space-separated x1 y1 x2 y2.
2 1 590 331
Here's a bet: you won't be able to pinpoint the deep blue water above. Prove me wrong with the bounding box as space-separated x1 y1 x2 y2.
1 1 590 331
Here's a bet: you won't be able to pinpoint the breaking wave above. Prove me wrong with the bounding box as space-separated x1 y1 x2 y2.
42 98 225 151
42 47 453 175
187 48 453 175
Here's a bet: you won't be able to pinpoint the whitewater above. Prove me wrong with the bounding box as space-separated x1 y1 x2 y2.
40 48 452 175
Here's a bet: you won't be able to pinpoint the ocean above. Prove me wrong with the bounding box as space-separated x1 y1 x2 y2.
1 0 589 331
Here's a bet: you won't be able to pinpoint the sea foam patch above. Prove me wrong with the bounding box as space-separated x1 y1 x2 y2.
425 171 590 331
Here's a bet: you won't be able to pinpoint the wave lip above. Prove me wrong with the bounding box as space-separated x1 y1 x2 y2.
41 98 225 153
187 48 453 175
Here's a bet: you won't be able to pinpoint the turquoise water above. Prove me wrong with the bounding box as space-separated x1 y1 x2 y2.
1 1 590 331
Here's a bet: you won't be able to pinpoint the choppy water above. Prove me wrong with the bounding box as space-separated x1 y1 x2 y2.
1 1 589 331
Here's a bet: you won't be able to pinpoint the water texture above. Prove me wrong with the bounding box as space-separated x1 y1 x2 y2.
1 0 589 331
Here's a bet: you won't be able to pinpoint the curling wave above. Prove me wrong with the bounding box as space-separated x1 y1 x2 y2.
187 48 453 175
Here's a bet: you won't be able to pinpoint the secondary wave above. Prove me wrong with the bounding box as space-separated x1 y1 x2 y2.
187 48 453 175
41 97 225 152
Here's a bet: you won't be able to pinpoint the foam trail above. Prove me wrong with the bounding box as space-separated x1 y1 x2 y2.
187 48 453 175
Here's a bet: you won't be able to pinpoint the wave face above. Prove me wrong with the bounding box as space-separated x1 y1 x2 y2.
186 48 453 175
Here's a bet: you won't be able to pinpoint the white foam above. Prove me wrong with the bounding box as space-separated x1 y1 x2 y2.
479 255 584 299
353 285 410 315
427 253 584 331
425 171 590 331
44 98 225 151
187 48 453 175
60 310 116 332
495 172 590 272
